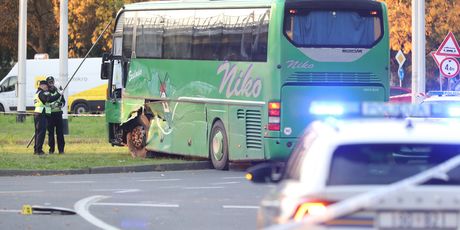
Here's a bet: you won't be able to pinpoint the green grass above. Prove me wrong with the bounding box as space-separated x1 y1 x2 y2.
0 114 185 170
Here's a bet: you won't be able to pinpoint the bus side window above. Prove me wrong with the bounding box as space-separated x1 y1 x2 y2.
192 11 222 60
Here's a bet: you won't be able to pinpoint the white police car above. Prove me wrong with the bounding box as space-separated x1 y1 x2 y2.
248 103 460 229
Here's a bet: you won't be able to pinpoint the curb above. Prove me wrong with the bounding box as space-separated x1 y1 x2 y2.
0 161 212 177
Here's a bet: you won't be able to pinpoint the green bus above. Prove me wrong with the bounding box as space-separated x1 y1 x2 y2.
101 0 389 169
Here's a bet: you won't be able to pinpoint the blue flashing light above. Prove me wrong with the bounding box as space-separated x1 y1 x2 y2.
308 101 460 119
427 91 460 97
309 103 345 116
362 103 432 117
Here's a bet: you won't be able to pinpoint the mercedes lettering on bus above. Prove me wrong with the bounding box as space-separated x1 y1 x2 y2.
100 0 389 169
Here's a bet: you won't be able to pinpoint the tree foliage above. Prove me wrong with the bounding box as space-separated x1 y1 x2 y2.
381 0 460 89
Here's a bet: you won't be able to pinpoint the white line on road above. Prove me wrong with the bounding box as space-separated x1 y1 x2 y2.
0 209 21 213
222 177 245 180
137 179 181 182
183 186 224 190
93 203 179 208
222 205 260 209
114 189 141 194
74 195 119 230
0 190 43 194
91 189 141 194
50 181 95 184
212 181 240 185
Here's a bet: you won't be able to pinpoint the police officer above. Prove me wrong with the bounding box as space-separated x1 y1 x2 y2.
33 80 60 155
46 76 65 154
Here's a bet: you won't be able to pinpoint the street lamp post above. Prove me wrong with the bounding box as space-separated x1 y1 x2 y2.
411 0 426 103
60 0 69 134
16 0 27 123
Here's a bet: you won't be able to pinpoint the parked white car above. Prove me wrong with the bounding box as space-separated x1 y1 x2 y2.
0 58 106 114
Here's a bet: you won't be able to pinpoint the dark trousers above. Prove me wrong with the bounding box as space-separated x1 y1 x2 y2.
34 112 47 154
47 111 65 153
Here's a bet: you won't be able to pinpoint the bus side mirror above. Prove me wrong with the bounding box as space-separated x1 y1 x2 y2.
246 162 285 184
101 53 112 80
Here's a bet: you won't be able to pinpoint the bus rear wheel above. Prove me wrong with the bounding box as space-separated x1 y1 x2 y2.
209 120 229 170
127 114 150 158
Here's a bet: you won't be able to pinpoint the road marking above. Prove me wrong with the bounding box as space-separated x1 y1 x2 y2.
114 189 140 194
50 181 95 184
93 203 179 208
74 195 119 230
0 190 43 194
212 181 240 185
222 177 245 180
183 186 224 190
91 189 140 194
0 209 21 213
137 179 181 182
222 205 259 209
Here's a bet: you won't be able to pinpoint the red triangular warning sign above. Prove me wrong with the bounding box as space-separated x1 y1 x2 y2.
436 32 460 57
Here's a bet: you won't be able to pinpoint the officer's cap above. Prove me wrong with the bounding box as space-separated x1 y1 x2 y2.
39 80 48 85
46 76 54 83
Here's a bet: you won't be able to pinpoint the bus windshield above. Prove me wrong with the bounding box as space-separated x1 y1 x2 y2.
284 9 382 48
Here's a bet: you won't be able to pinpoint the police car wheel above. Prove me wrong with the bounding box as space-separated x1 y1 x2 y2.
209 120 229 170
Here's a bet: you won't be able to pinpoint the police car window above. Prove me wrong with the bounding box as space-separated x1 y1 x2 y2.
285 128 318 180
327 144 460 185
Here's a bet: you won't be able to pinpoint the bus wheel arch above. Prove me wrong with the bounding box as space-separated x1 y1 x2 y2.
71 100 89 114
0 103 4 112
209 119 229 170
125 109 150 158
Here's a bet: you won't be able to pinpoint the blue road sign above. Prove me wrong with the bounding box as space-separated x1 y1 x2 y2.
398 67 405 81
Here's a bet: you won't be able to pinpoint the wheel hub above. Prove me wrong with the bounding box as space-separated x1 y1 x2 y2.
212 131 224 161
131 126 145 149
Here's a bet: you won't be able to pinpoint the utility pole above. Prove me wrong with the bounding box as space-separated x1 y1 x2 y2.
16 0 27 123
411 0 426 103
60 0 69 134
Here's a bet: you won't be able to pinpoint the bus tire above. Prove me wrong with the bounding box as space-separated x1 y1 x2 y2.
73 102 89 114
127 114 150 158
209 120 229 170
0 104 4 112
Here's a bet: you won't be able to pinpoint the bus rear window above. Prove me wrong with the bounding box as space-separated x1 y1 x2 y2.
284 9 382 48
327 144 460 185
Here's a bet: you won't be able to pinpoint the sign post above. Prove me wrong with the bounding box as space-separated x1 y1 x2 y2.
434 32 460 90
395 50 406 87
431 52 447 91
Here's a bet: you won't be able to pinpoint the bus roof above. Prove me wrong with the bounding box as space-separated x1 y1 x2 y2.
124 0 275 10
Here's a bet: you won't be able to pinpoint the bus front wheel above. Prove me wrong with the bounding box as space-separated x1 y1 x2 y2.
127 114 150 158
209 120 229 170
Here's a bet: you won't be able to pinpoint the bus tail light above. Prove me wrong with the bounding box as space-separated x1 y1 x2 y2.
293 200 333 221
268 102 281 131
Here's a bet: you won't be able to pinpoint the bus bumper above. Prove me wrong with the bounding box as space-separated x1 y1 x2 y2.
263 137 297 160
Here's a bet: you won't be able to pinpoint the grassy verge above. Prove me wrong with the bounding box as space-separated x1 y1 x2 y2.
0 114 185 170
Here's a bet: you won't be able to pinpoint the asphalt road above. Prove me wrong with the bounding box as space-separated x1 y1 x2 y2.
0 170 275 230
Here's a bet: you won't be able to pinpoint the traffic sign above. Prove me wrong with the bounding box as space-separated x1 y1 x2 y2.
440 57 460 78
436 32 460 57
395 50 406 67
398 67 405 81
431 51 447 67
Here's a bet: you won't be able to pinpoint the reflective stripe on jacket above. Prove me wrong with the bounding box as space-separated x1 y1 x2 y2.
34 92 51 114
